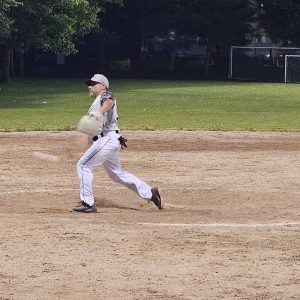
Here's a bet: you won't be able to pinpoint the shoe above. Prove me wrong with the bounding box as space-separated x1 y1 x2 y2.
150 188 163 209
71 201 97 213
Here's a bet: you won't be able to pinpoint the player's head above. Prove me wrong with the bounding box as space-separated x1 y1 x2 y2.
84 74 109 96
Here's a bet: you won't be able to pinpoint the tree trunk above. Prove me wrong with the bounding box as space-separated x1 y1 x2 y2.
167 40 176 74
98 41 107 73
0 45 12 83
10 49 15 78
169 50 176 73
0 46 4 82
204 44 211 80
18 51 25 76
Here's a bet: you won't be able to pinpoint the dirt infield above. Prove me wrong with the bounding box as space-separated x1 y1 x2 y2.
0 131 299 300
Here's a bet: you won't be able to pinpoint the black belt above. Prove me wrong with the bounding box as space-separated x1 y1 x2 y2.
92 130 119 141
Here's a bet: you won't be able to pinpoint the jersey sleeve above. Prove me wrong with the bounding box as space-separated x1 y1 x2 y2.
100 91 116 107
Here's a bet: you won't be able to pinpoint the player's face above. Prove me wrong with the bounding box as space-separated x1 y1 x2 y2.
88 83 105 96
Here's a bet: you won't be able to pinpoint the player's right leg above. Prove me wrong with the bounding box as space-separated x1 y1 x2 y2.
72 135 118 212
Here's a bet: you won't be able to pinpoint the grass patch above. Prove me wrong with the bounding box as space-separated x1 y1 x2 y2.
0 78 299 131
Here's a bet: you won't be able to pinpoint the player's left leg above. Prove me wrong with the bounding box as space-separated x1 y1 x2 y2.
103 150 151 198
103 151 163 209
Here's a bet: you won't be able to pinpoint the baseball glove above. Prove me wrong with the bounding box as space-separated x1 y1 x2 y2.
77 112 104 135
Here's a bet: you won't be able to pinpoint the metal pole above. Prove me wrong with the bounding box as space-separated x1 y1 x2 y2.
229 46 234 78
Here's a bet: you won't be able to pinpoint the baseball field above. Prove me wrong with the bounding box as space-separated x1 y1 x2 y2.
0 79 299 299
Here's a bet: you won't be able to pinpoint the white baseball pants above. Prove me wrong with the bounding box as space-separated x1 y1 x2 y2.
77 131 152 206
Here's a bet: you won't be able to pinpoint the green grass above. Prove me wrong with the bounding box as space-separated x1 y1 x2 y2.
0 78 299 131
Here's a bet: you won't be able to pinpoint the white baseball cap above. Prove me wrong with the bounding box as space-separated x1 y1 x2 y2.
84 74 109 88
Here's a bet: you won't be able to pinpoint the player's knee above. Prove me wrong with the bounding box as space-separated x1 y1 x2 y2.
107 172 119 182
107 170 123 182
77 161 82 173
77 161 90 175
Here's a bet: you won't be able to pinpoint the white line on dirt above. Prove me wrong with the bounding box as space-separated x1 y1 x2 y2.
0 188 77 194
58 218 299 229
122 221 300 228
0 187 299 195
0 187 211 195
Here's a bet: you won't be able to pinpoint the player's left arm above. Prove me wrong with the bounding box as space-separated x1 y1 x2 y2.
100 97 114 113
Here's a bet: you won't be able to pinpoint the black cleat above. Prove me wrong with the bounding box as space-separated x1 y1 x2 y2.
150 188 163 209
71 201 97 213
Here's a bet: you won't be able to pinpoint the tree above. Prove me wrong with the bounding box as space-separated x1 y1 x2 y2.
0 0 20 80
89 0 139 63
189 0 254 78
259 0 300 45
0 0 19 37
73 0 254 77
138 0 254 77
0 0 102 82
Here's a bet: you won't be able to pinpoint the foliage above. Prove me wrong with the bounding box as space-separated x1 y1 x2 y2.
0 78 299 132
139 0 254 48
260 0 300 45
0 0 115 82
0 0 20 38
5 0 101 54
87 0 255 67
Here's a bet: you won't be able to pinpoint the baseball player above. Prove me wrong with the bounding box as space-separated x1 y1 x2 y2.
72 74 162 213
